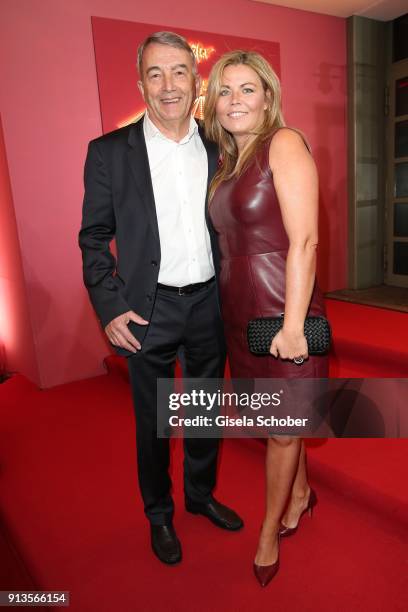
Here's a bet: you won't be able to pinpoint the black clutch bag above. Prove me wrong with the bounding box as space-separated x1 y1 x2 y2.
247 315 331 355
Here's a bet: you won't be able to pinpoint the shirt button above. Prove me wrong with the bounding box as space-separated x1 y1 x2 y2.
151 260 158 266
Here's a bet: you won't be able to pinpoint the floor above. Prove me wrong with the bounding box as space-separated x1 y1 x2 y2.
325 285 408 313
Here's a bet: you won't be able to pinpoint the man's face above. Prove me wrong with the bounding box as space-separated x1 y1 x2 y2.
138 43 200 132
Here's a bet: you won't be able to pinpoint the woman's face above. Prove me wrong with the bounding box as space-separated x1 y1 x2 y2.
215 64 269 145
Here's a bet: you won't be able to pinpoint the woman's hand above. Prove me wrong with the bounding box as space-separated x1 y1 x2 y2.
269 328 308 363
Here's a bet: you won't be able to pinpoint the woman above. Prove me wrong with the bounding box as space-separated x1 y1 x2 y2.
204 51 329 587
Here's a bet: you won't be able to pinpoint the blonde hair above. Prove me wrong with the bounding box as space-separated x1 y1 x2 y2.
204 50 285 200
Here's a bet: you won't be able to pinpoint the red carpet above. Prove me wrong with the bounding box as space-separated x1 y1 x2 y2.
1 352 407 611
326 299 408 377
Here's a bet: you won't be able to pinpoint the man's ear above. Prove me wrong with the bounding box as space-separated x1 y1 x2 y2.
194 74 202 100
137 80 145 99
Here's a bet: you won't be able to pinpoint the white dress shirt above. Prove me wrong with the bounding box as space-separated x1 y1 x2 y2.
143 112 215 286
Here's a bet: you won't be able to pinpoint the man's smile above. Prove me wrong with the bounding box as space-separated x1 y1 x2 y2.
160 96 182 104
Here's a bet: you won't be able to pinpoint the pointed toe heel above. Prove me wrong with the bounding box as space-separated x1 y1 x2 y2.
253 557 279 587
253 535 280 587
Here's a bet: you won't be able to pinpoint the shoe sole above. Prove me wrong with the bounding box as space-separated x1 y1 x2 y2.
151 546 182 565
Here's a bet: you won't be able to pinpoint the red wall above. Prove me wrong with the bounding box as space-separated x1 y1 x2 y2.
0 0 347 387
0 116 39 383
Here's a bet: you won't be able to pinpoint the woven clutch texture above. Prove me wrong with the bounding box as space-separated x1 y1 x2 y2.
247 315 331 355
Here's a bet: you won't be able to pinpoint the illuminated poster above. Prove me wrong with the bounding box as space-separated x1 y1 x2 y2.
91 17 280 133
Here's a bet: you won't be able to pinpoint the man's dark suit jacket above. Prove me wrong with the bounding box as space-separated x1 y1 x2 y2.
79 116 222 357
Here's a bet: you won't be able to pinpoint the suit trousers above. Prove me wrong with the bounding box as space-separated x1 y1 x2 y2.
127 281 226 525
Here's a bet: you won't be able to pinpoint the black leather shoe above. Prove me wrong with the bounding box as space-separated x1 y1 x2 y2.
185 498 243 531
150 524 182 565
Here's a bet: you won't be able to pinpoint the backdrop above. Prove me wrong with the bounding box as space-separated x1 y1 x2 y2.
92 17 280 132
0 0 347 387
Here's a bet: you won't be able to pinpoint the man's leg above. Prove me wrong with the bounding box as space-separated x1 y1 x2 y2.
180 283 243 530
179 283 225 503
127 289 183 526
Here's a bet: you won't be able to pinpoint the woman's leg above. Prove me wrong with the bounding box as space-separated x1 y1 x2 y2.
280 440 312 528
255 436 301 565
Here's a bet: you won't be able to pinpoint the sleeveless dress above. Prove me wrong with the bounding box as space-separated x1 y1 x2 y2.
209 129 329 380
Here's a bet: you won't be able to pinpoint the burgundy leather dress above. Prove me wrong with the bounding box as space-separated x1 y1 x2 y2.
209 130 329 379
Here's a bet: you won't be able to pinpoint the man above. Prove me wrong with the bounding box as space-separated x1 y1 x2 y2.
79 31 243 565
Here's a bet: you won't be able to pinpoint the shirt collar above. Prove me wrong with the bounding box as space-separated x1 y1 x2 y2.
143 111 198 144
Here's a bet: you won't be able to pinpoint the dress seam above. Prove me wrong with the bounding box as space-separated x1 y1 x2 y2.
247 255 264 318
221 249 288 260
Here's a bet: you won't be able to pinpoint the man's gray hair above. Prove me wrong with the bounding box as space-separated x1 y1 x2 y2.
137 31 197 76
